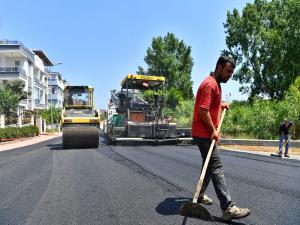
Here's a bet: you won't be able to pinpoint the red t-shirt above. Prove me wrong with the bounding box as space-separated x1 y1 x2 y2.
192 74 222 138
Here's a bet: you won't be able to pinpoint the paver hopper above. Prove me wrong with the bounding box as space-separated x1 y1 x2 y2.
106 74 191 144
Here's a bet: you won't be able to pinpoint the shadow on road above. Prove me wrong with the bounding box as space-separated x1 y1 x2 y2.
156 197 246 225
47 143 63 150
213 217 247 225
47 143 99 151
156 197 190 216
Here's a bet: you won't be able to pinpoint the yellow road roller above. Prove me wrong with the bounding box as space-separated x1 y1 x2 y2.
61 86 100 149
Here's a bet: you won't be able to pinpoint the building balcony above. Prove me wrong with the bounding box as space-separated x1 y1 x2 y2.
0 66 27 80
34 99 46 109
34 79 46 89
49 79 64 89
48 99 63 108
48 93 63 101
0 40 35 62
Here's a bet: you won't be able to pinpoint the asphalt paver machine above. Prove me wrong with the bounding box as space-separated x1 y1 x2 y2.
61 86 100 148
106 74 191 144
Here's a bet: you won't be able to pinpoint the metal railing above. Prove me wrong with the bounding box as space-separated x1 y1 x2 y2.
0 40 19 45
34 99 46 108
34 79 46 88
0 66 26 75
0 40 35 61
4 113 18 127
0 66 27 80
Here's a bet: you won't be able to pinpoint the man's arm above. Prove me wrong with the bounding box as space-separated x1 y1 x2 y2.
199 107 218 141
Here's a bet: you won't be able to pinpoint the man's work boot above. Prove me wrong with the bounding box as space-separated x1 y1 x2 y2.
222 204 250 221
284 154 290 158
197 194 213 205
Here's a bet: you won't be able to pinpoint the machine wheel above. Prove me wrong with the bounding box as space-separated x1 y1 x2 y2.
63 126 99 149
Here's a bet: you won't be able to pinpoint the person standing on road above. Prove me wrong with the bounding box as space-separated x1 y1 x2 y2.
192 55 250 221
278 118 293 157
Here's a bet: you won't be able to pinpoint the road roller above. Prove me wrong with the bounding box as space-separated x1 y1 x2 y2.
61 86 100 149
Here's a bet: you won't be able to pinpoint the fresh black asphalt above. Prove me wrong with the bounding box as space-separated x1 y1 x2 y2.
0 136 299 225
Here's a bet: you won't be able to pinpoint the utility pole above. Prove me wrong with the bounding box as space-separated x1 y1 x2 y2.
49 62 63 130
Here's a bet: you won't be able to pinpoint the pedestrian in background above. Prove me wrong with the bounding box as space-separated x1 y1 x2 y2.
279 118 293 157
192 55 250 221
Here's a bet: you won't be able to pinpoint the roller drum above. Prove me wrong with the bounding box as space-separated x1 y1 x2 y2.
63 126 99 149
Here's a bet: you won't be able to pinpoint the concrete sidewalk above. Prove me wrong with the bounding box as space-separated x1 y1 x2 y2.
0 132 62 152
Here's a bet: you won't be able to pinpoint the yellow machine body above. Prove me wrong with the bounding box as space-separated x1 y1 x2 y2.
61 86 100 148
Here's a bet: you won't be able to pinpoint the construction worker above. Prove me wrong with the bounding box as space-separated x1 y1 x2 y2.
279 118 293 157
192 55 250 221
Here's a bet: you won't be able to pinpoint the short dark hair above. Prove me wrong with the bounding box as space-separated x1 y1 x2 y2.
216 55 236 69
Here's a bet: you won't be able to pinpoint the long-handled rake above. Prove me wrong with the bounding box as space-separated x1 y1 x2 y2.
179 109 227 221
270 134 292 158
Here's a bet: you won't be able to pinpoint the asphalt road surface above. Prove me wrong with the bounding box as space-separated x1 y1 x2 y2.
0 136 299 225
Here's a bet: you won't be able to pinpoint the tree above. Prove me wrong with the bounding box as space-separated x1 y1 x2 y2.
3 80 30 101
0 86 19 114
281 76 300 138
224 0 300 100
137 32 194 109
39 107 62 124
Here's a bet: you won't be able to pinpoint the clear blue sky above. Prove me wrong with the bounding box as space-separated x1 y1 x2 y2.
0 0 252 109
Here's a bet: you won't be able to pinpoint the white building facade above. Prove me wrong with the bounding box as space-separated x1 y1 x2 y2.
48 72 68 108
0 40 53 113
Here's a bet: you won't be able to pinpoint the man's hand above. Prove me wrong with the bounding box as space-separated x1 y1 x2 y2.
211 129 219 141
221 102 230 110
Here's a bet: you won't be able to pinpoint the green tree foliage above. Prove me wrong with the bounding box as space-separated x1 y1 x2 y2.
169 78 299 139
3 80 30 101
223 77 300 139
280 76 300 137
137 32 194 109
39 107 62 124
165 87 184 110
172 99 195 128
224 0 300 100
0 86 19 114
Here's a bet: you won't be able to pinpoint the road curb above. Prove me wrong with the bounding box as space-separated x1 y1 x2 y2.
0 133 62 152
220 139 300 147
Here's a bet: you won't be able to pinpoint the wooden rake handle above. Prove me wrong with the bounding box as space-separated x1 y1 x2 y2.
278 134 292 153
192 109 227 203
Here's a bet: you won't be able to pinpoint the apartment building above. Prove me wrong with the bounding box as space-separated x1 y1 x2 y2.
0 40 53 114
48 72 68 108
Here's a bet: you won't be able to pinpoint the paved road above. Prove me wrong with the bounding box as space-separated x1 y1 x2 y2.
0 136 299 225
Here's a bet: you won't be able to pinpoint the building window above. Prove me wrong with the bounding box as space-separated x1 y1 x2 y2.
15 61 20 67
34 87 39 99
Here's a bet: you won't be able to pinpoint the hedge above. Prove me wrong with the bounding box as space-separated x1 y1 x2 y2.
0 126 39 140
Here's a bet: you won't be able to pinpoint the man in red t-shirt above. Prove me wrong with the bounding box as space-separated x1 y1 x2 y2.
192 56 250 221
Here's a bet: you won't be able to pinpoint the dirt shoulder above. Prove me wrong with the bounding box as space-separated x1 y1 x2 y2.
220 144 300 155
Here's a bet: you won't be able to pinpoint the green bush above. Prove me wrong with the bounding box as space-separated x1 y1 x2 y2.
223 102 252 138
223 100 299 139
163 77 300 139
38 107 62 124
0 125 39 140
172 99 194 127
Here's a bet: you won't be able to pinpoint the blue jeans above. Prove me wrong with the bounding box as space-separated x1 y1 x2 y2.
193 137 232 210
279 134 289 155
